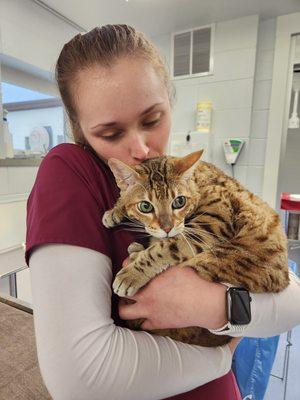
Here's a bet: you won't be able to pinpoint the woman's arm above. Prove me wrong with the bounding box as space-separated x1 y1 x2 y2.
211 271 300 337
30 244 232 400
119 265 300 338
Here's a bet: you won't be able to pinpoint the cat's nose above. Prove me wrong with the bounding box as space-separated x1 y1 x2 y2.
163 226 172 233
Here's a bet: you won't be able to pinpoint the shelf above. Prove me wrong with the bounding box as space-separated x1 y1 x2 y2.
0 157 43 167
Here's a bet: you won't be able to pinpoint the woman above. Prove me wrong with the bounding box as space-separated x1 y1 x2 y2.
26 25 300 400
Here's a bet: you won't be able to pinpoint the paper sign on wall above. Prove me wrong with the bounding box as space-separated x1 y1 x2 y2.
196 101 212 133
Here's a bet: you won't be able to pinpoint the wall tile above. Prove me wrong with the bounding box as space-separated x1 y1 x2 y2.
196 78 254 110
232 165 247 186
214 15 258 53
248 138 267 166
252 79 272 110
0 168 9 195
251 110 269 138
7 167 38 195
246 166 264 194
257 18 276 51
172 85 198 131
255 49 275 81
212 108 252 138
213 48 256 81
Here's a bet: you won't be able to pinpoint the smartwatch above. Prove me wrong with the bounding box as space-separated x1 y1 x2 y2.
209 286 252 334
226 287 252 325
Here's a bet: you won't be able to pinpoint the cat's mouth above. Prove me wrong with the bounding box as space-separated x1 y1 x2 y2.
146 226 181 239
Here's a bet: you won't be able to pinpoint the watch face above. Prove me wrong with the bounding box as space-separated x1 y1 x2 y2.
228 288 251 325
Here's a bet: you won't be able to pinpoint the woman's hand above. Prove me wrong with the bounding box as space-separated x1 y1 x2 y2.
227 337 242 354
118 257 229 331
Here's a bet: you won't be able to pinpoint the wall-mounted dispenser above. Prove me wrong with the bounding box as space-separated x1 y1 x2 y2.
223 138 244 165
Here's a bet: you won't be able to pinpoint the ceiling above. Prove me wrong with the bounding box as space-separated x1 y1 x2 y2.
42 0 300 37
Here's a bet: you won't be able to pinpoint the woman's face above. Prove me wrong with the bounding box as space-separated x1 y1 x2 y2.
74 57 172 166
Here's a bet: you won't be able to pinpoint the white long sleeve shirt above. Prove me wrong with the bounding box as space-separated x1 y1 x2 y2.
29 244 300 400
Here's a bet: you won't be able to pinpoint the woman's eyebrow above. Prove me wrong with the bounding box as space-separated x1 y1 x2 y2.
90 102 164 130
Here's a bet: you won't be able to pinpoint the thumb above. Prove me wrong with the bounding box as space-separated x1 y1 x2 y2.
140 319 154 331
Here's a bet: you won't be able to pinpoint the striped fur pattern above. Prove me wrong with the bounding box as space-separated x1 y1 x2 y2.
102 151 289 347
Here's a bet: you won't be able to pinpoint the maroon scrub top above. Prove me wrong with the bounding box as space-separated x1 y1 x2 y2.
25 143 241 400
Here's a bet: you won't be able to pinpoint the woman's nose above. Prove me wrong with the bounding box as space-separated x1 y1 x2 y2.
130 133 150 161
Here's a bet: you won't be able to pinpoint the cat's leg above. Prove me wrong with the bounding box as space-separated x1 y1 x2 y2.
113 237 194 296
177 244 289 293
127 242 145 254
127 242 145 262
102 205 126 228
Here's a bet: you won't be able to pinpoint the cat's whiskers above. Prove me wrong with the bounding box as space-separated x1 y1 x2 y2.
122 228 150 238
179 232 196 258
183 228 219 263
194 227 231 246
119 220 145 228
185 224 231 245
117 210 145 229
183 229 209 250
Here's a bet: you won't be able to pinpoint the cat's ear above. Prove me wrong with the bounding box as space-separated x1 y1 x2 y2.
108 158 141 191
173 150 203 180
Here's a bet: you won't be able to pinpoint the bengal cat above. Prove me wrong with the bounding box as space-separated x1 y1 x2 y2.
102 150 289 347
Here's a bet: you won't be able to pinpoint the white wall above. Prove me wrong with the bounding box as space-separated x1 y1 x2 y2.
153 16 277 197
0 0 78 75
1 64 59 97
247 18 276 197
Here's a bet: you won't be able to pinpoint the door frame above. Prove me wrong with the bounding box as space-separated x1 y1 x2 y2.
262 12 300 208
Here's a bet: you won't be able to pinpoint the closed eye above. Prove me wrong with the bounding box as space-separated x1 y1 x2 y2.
100 131 123 141
144 119 160 127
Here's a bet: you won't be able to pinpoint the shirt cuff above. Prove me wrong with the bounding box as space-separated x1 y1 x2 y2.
208 321 248 335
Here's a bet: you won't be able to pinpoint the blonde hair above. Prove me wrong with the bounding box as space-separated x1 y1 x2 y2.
55 24 176 146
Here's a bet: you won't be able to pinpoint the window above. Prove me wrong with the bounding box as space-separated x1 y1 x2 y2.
171 24 214 79
1 82 66 153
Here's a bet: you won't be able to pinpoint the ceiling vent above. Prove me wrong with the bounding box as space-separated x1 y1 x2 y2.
171 25 214 79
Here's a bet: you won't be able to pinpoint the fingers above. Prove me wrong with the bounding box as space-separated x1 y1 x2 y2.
140 320 154 331
118 297 146 320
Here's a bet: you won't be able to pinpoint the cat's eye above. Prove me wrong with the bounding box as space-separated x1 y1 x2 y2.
138 201 154 213
172 196 186 209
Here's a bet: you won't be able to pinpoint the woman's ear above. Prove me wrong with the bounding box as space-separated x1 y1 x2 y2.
108 158 141 191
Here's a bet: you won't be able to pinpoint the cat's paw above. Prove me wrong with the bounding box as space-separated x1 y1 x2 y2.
113 265 149 297
127 242 145 254
102 210 117 228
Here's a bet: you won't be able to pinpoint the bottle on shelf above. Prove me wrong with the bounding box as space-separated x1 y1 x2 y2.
0 109 14 159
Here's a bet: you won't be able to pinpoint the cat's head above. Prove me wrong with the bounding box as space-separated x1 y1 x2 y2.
108 150 203 239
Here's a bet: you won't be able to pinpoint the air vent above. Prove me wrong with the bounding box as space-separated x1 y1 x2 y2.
172 25 214 79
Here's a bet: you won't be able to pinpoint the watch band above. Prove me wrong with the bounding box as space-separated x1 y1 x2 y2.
209 321 247 334
208 282 251 335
